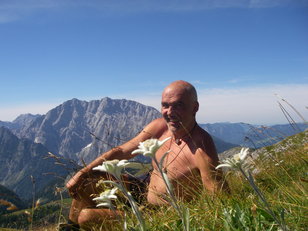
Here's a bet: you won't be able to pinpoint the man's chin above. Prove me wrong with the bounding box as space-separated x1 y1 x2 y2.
167 123 181 132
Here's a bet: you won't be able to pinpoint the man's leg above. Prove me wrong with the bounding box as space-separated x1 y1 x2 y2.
66 173 148 229
77 208 123 230
66 172 110 228
68 199 87 224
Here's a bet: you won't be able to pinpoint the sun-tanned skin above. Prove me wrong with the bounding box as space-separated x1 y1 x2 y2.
66 80 224 227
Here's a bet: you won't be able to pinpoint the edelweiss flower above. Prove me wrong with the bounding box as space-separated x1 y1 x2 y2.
216 148 250 170
93 159 132 179
131 137 171 158
234 147 250 162
93 187 118 208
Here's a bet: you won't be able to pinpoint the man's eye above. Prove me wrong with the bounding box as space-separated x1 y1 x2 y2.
174 103 184 108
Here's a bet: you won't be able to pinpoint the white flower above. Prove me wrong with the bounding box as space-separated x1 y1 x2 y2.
234 147 249 162
93 159 132 179
216 148 250 170
131 137 171 158
93 159 153 179
93 187 118 208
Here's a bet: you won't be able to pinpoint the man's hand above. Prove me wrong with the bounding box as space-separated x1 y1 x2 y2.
66 170 88 199
66 168 112 200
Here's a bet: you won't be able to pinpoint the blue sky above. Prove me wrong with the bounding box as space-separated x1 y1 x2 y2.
0 0 307 125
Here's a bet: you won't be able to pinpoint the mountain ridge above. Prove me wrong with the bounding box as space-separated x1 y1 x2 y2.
0 126 71 200
7 98 162 163
1 97 306 156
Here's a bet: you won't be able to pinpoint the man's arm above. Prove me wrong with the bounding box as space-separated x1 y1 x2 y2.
66 118 166 195
194 133 226 193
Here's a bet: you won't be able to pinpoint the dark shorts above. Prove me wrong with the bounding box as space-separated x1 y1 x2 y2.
127 173 150 205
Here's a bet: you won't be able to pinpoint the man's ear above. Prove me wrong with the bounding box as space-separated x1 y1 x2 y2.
193 102 199 115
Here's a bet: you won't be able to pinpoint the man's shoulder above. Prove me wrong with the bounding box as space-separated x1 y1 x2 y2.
148 117 167 128
195 125 212 140
193 125 216 151
144 118 168 138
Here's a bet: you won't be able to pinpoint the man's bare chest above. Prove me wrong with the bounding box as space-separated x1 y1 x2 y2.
154 142 197 179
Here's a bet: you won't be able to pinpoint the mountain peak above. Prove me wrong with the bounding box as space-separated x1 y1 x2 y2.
13 113 41 125
13 97 161 162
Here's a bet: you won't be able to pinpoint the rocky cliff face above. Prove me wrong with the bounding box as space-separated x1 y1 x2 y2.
14 98 161 163
0 127 69 199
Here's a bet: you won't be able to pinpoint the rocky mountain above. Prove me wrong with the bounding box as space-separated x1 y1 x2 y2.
12 98 162 164
0 121 15 130
201 122 308 148
0 127 70 200
12 114 42 129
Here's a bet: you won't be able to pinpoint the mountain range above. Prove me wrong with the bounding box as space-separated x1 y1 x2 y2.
5 98 161 163
201 122 307 148
0 97 306 201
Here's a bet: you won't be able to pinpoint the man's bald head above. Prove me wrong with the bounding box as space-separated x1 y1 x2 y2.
163 80 198 103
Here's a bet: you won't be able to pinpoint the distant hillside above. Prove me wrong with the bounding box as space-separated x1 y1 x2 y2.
201 122 308 148
0 185 26 215
211 135 237 154
0 114 41 130
0 127 71 200
219 129 308 166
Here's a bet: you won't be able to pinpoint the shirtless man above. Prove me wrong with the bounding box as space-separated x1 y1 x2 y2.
65 80 223 228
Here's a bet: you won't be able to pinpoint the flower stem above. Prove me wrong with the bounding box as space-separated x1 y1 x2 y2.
153 156 189 231
114 176 146 231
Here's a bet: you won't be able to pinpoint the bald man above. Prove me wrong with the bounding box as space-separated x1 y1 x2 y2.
64 80 224 229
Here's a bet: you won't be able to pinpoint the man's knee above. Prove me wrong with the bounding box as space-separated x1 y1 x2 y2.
77 209 94 225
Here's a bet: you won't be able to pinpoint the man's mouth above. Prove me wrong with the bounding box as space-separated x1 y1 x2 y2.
167 118 181 126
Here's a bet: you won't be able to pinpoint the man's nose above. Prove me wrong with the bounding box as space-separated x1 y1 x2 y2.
167 106 175 115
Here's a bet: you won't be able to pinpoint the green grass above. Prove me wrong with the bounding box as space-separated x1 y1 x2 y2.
0 198 72 230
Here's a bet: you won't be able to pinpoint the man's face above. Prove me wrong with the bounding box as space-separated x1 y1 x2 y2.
161 87 197 133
